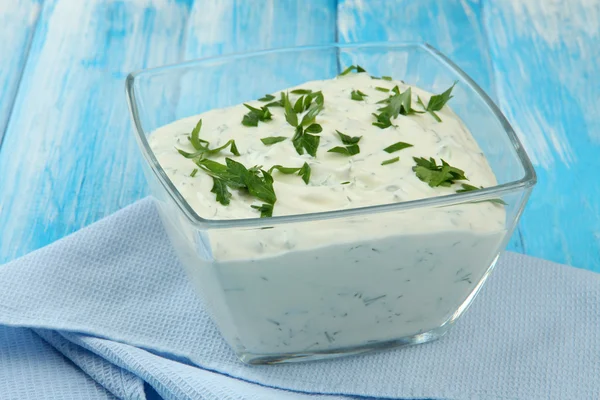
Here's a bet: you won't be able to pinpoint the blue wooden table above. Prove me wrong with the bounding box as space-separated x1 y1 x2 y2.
1 0 599 273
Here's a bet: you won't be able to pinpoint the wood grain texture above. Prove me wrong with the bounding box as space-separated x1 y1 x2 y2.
337 0 525 253
0 0 42 143
483 0 600 271
0 0 336 264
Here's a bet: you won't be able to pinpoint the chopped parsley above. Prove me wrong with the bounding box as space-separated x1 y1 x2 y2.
351 90 368 101
177 139 240 159
328 145 360 156
381 157 400 166
372 86 421 129
383 141 413 153
456 183 508 205
339 65 367 76
190 168 198 177
242 103 273 127
412 157 468 187
382 76 392 81
291 88 312 95
260 136 287 145
258 94 275 102
375 86 390 92
417 82 457 122
196 158 276 216
336 130 362 145
328 130 361 156
283 92 323 157
268 162 311 184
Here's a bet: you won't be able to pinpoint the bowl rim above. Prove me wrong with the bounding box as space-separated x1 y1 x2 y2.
126 41 537 229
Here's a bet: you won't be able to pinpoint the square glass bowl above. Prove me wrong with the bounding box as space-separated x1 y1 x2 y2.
126 42 536 364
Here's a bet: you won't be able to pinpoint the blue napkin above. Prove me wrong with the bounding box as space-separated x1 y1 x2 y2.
0 198 598 400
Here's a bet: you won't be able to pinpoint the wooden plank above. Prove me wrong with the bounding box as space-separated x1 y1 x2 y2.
482 0 600 271
0 0 336 264
0 0 193 263
336 0 525 254
0 0 42 143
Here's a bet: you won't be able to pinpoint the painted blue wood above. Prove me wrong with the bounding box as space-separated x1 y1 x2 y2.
482 0 600 271
0 0 336 264
1 0 599 272
0 1 42 143
336 0 525 254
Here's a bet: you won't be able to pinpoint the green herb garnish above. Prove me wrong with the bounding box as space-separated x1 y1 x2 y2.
291 89 312 95
336 130 362 145
381 157 399 166
292 126 320 157
242 103 273 127
251 203 274 218
328 145 360 156
456 183 508 205
382 76 392 81
268 162 311 185
177 139 240 159
258 94 275 102
341 181 351 185
417 82 457 122
189 119 205 150
339 65 367 76
305 123 323 133
351 90 368 101
260 136 287 146
412 157 467 187
372 86 421 129
375 86 390 92
383 141 413 154
196 158 276 215
190 168 198 177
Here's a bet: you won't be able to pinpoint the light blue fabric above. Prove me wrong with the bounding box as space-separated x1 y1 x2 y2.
0 198 598 399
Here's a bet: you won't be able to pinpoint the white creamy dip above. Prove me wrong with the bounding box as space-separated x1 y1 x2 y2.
149 72 506 362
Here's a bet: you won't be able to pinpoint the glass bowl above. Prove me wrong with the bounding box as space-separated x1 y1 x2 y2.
126 42 536 364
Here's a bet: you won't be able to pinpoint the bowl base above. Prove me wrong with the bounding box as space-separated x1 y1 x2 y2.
237 322 453 365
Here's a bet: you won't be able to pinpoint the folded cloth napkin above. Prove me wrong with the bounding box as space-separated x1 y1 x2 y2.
0 199 598 400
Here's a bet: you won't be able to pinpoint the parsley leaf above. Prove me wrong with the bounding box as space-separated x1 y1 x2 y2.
382 76 392 81
267 162 311 185
242 103 273 127
305 123 323 133
412 157 468 187
210 177 232 205
177 139 240 159
251 203 274 218
190 168 198 177
292 126 320 157
301 103 324 126
375 86 390 92
189 119 204 150
372 86 421 129
260 136 287 145
339 65 367 76
283 92 298 127
381 157 399 166
291 89 312 95
351 90 368 101
258 94 275 102
268 165 301 175
383 141 413 154
336 130 362 145
328 145 360 156
196 158 277 212
417 82 457 122
456 184 508 205
298 162 311 184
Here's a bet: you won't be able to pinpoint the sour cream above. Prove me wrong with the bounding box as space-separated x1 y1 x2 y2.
149 73 506 362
